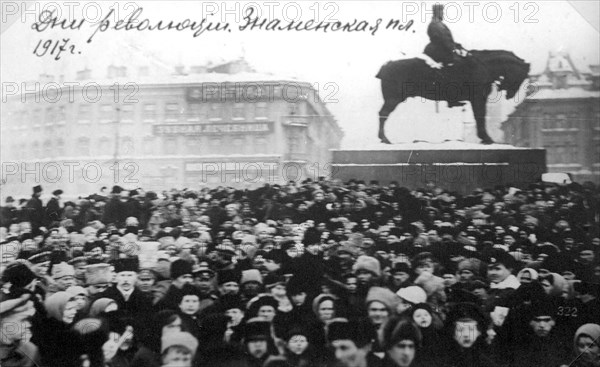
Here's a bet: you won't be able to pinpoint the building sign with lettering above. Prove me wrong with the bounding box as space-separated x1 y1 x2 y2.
153 122 274 135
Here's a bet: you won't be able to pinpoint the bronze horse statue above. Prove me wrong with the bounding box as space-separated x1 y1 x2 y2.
376 50 530 144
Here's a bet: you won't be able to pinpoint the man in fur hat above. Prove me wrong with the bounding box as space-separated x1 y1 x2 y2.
0 290 40 367
26 185 44 232
328 319 381 367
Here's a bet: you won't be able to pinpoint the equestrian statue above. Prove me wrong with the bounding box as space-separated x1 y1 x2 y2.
376 4 530 144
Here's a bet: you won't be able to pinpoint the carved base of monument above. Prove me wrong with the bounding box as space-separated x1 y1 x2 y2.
330 142 546 194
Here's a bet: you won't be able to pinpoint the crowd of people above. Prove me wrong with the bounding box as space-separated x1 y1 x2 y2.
0 178 599 367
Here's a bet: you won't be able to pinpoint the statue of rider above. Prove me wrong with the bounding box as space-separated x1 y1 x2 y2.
423 3 467 107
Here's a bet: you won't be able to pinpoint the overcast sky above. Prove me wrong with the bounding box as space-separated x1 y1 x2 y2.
2 1 599 146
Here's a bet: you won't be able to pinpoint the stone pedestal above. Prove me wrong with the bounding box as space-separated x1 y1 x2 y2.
331 142 546 194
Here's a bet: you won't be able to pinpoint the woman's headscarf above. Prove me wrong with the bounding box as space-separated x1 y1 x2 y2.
44 291 75 322
517 268 539 282
89 298 117 317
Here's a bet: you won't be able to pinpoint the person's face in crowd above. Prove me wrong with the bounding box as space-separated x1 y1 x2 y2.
287 335 309 355
485 323 497 345
540 279 553 295
443 274 458 287
31 261 50 278
392 272 410 286
367 301 389 326
90 247 104 259
317 300 335 322
530 316 555 337
271 284 286 298
220 281 240 295
225 308 244 326
356 270 374 285
503 235 515 247
137 275 155 292
1 245 18 265
459 269 475 283
72 294 88 310
397 298 414 314
162 316 182 336
592 238 600 248
173 274 193 289
290 292 307 306
331 339 370 367
415 260 434 275
179 295 200 315
258 305 276 322
116 271 137 291
519 270 533 284
387 340 416 367
243 282 261 298
563 238 575 251
579 250 595 265
576 335 600 363
286 247 300 258
494 226 505 235
56 275 76 290
487 264 511 284
88 282 109 295
247 340 268 359
454 320 481 348
162 350 192 367
413 309 432 328
62 300 78 324
195 272 214 294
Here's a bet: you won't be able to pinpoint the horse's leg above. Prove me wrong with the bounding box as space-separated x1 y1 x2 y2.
379 80 403 144
471 92 494 145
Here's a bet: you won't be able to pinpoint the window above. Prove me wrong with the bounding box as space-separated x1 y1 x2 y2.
78 105 91 123
542 113 553 130
232 137 246 154
186 137 201 154
120 104 134 123
57 106 67 124
288 103 299 115
187 103 205 122
21 110 30 128
121 137 134 155
288 136 304 154
555 114 567 129
209 138 222 154
33 108 42 127
255 102 268 119
56 139 65 157
567 144 578 163
78 137 90 156
99 137 111 155
165 102 180 122
100 104 114 123
19 143 27 160
32 142 41 158
232 103 245 120
209 103 222 120
143 103 157 122
555 145 566 164
254 137 268 154
43 140 52 157
143 137 155 155
164 138 177 155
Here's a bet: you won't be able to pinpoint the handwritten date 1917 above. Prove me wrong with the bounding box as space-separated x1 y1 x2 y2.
33 39 79 61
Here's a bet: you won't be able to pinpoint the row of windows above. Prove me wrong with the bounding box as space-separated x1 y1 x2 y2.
10 136 276 159
547 144 579 164
8 101 289 128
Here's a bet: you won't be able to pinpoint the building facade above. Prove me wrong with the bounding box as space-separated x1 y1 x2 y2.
502 52 600 183
0 60 344 196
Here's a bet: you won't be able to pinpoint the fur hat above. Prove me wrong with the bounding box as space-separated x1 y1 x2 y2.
52 262 75 279
414 272 446 303
353 256 381 277
218 269 241 285
2 262 36 288
85 263 112 285
445 302 486 332
218 294 246 312
161 331 199 354
243 318 272 342
170 259 193 279
327 319 375 347
112 257 139 273
312 293 337 316
574 324 600 352
365 286 399 312
286 275 308 295
240 269 263 285
397 286 427 305
33 185 43 194
381 317 422 350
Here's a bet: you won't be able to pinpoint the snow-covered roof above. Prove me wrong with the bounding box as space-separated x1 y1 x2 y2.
331 141 533 151
528 88 600 100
